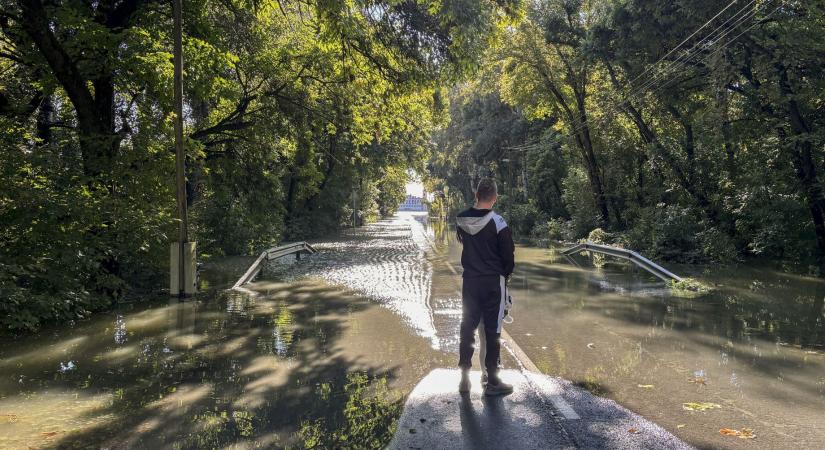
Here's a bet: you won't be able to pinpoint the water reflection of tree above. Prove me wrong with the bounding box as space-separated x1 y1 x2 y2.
429 218 457 247
3 281 409 449
516 259 825 350
801 295 825 349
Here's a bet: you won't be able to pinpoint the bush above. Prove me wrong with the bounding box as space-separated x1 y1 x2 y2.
668 277 713 297
505 202 544 237
623 204 703 263
546 218 575 242
586 228 612 245
561 168 600 238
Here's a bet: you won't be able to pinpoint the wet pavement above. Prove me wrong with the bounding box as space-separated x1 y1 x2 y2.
389 369 575 450
389 369 692 450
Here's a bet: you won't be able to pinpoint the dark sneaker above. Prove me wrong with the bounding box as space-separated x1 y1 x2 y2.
484 380 514 396
459 371 471 393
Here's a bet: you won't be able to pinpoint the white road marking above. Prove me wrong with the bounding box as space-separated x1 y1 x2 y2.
550 395 581 420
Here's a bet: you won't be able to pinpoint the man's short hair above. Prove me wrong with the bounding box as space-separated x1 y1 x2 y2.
475 178 497 201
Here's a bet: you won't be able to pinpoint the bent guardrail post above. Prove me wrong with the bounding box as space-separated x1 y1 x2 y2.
562 241 682 282
231 242 317 290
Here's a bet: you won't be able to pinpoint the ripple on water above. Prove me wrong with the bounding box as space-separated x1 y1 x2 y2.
262 215 441 349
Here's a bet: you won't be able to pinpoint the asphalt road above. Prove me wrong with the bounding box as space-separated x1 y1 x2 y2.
389 368 694 450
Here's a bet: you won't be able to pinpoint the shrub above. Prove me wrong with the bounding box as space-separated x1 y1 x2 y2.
561 168 600 238
546 218 575 242
505 202 543 237
624 204 703 263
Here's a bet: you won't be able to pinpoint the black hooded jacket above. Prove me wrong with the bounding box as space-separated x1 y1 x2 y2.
455 207 515 279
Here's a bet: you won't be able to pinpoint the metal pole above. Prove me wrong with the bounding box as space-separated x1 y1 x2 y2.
173 0 188 295
522 155 528 201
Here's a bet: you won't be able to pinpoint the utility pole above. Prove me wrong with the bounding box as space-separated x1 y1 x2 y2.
522 155 529 201
170 0 196 297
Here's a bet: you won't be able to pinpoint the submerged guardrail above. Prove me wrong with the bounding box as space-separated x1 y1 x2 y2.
562 242 682 282
231 242 317 289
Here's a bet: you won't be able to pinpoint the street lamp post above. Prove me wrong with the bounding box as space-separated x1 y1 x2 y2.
170 0 196 297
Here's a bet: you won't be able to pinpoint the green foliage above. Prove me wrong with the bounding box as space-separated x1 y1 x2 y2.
1 0 518 331
377 167 409 217
546 218 575 242
668 278 714 298
561 168 600 238
431 0 825 270
586 228 610 245
621 205 703 263
504 202 543 238
298 372 401 449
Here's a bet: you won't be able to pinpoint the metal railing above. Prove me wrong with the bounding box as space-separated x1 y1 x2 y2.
562 242 682 282
231 242 317 289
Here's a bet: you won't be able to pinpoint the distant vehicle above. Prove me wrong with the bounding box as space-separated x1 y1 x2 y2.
398 194 427 212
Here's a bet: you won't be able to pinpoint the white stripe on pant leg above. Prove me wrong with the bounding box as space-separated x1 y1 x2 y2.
497 275 506 333
478 321 487 376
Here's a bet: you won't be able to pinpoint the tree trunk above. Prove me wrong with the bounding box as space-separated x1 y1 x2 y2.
35 94 53 145
17 0 118 177
776 63 825 256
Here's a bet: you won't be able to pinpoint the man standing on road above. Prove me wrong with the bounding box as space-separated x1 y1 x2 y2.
456 178 515 396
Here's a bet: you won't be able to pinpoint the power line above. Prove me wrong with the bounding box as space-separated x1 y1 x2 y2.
648 1 781 97
621 0 745 91
559 0 779 146
619 0 758 103
589 0 762 132
503 1 780 159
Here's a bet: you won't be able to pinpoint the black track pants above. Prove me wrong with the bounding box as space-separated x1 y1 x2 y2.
458 275 505 378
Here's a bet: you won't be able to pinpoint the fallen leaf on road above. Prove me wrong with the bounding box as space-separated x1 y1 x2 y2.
628 428 641 434
682 402 721 412
740 429 756 439
637 384 654 389
720 428 756 439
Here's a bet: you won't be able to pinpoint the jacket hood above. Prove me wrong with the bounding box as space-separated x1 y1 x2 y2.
457 211 494 235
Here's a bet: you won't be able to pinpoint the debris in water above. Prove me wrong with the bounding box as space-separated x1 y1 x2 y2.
637 384 654 389
628 427 641 434
689 370 707 385
586 343 596 349
682 402 721 412
58 361 76 373
720 428 756 439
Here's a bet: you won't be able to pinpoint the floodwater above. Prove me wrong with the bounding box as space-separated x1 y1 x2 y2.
428 219 825 450
0 215 455 449
1 213 823 449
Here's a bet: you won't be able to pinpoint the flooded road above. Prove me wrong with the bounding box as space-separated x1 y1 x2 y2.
0 215 458 449
1 213 823 449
